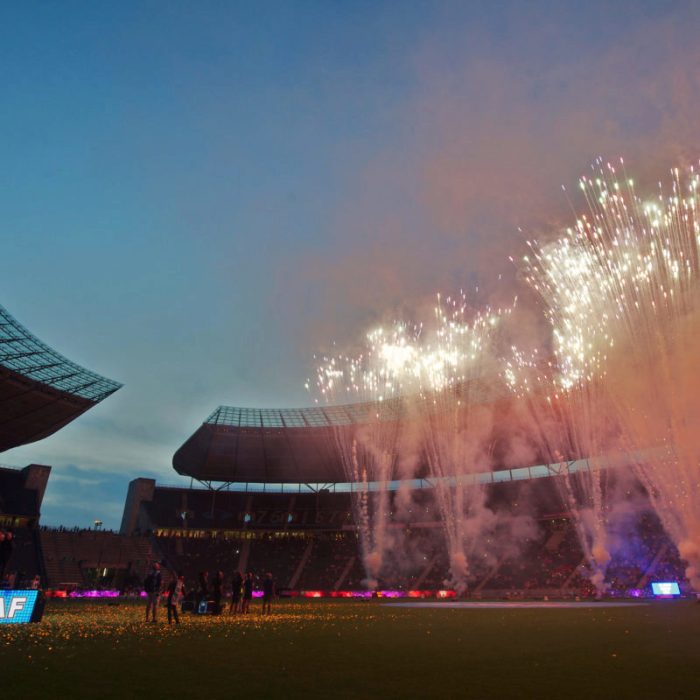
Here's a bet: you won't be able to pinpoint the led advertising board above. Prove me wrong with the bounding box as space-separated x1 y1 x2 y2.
651 582 681 596
0 590 42 624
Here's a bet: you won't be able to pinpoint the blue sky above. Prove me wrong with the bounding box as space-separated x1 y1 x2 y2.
2 1 699 528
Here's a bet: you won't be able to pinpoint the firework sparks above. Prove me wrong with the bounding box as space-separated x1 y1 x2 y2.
515 159 700 590
308 159 700 593
312 293 510 405
310 292 514 592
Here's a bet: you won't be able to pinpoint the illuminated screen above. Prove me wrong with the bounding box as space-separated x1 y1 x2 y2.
0 590 40 624
651 582 681 596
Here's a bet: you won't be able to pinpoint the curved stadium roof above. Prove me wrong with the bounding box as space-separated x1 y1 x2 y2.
0 304 122 452
173 379 512 484
172 402 401 484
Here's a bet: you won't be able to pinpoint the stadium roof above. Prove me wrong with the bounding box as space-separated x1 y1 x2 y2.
203 373 503 430
173 380 511 484
0 305 120 401
0 303 122 452
173 401 395 484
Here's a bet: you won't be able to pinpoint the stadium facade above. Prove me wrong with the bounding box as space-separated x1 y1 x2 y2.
113 400 686 597
130 399 577 547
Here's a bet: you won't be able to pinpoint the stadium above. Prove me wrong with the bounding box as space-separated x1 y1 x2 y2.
1 302 696 698
4 5 700 698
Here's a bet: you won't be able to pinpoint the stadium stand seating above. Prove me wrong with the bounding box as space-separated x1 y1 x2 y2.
0 463 688 597
38 529 153 589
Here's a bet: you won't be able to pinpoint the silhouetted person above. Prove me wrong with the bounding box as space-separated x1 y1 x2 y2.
0 530 14 583
213 570 224 614
242 572 254 614
262 572 274 615
167 573 185 625
198 570 209 613
229 570 243 614
144 562 162 622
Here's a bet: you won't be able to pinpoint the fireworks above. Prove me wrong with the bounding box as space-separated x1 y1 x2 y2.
310 293 513 590
310 159 700 592
312 292 510 405
517 160 700 590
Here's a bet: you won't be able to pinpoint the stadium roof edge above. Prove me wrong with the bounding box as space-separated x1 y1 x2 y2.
205 400 407 429
0 304 122 402
202 372 512 430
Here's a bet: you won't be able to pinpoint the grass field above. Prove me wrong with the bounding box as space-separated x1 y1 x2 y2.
1 598 699 699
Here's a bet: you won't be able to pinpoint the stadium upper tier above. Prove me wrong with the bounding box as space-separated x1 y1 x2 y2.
0 304 122 452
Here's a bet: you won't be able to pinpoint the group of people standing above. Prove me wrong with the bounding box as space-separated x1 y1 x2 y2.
144 563 275 624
